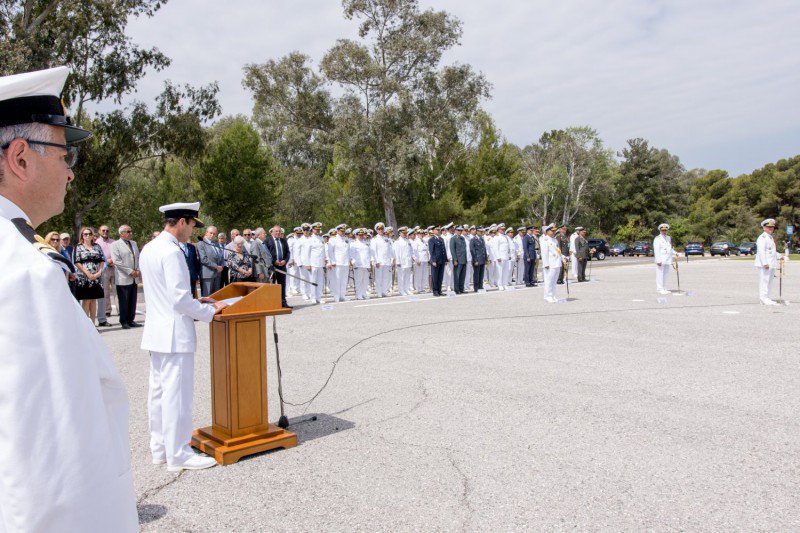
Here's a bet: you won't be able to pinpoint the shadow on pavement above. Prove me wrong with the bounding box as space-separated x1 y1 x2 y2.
138 503 167 524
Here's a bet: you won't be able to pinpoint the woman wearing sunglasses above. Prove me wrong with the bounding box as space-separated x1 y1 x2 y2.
73 226 106 325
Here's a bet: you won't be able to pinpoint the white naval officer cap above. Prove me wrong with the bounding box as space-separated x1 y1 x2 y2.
0 66 91 143
398 226 409 233
335 223 347 231
658 223 670 230
159 202 204 228
761 218 776 228
542 223 555 231
374 222 385 230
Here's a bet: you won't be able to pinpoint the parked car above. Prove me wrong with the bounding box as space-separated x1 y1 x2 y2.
587 238 609 260
710 241 740 256
631 241 653 257
684 242 705 256
609 242 631 256
738 242 757 255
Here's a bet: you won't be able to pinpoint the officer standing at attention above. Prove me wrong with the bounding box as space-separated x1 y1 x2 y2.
755 218 782 305
139 202 228 472
574 226 590 282
470 226 489 291
428 225 448 296
653 223 676 295
450 225 468 294
556 225 570 284
0 67 138 530
522 226 538 287
540 223 562 302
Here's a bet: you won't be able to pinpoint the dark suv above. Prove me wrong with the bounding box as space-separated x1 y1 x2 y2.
587 238 609 260
710 241 740 256
632 241 653 256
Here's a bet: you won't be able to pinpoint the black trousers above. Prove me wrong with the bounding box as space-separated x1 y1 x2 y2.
273 268 288 305
453 263 466 293
221 267 229 287
431 262 445 295
473 263 485 291
577 258 588 281
523 258 535 285
116 283 138 326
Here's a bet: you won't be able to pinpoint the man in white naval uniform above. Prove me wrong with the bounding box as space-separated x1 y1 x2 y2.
350 228 372 299
492 225 512 290
653 223 676 295
0 67 138 530
413 228 431 292
393 226 415 295
514 227 526 286
286 228 301 295
140 202 227 472
371 222 394 297
327 224 351 302
755 218 783 305
569 229 579 280
302 222 326 304
540 223 562 302
295 223 312 300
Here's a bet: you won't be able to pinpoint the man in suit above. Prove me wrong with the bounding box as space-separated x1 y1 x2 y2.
252 227 274 283
139 202 227 472
428 225 447 296
523 226 538 287
197 225 225 296
111 225 141 329
470 226 488 291
266 224 291 308
182 238 202 298
449 225 468 294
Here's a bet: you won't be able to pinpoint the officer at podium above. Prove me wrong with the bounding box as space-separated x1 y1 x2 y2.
0 67 138 530
139 202 228 472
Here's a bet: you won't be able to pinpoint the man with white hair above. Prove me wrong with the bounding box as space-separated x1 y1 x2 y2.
111 224 141 328
653 223 676 295
197 225 225 296
0 67 138 530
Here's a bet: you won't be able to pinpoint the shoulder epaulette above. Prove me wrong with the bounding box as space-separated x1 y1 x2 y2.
11 218 75 273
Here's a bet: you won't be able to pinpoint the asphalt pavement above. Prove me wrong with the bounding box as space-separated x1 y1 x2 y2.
103 256 800 531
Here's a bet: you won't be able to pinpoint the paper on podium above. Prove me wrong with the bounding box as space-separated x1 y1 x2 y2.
220 296 244 306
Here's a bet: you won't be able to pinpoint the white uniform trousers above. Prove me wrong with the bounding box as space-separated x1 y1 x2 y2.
570 253 578 279
443 262 453 291
496 259 510 288
148 351 196 467
543 264 561 300
331 265 349 301
515 258 525 285
759 267 775 303
655 263 671 292
354 267 370 299
464 261 472 290
486 262 495 287
396 266 412 295
374 264 391 296
413 262 429 292
288 264 301 295
306 267 324 302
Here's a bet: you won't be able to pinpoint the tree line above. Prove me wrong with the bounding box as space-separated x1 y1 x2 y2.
4 0 798 246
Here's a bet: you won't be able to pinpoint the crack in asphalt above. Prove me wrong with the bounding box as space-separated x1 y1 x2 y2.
137 471 184 507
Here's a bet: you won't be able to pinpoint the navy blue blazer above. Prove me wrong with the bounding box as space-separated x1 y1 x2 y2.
523 234 537 261
428 235 447 264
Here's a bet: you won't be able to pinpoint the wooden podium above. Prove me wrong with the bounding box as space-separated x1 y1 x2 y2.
191 282 297 465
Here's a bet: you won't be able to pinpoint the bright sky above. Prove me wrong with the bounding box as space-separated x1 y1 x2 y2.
122 0 800 176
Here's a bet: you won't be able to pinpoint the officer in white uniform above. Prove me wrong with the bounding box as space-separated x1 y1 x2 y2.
302 222 326 303
755 218 782 305
287 227 301 295
349 228 372 299
327 224 351 302
412 228 431 292
140 202 227 472
295 223 312 300
371 222 394 296
0 67 138 530
514 227 526 286
393 226 415 295
653 223 676 295
540 223 562 302
569 229 579 280
492 224 512 290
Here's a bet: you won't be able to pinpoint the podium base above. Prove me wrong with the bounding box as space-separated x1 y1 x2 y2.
191 424 297 465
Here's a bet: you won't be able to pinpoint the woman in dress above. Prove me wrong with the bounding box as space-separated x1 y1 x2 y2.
74 226 106 324
227 236 255 282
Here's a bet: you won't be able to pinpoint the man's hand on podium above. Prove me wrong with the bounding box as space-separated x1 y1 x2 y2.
200 297 229 314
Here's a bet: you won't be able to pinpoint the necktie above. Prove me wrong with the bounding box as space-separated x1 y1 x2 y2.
124 239 136 270
275 238 282 261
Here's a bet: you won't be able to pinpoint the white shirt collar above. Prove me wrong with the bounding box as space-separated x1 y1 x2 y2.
0 194 30 222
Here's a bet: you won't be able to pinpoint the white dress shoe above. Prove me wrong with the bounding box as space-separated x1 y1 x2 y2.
167 454 217 472
152 457 166 465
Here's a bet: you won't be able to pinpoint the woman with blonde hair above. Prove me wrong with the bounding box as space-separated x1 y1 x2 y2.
73 226 106 325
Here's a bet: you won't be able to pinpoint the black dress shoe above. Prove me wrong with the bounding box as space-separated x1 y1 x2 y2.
121 324 131 329
97 321 111 327
282 303 293 309
556 281 564 285
129 322 142 328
